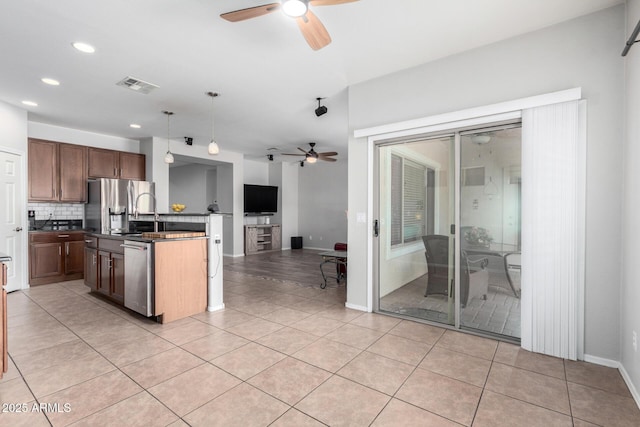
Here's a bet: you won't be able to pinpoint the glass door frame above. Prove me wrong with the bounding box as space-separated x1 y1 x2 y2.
373 121 521 338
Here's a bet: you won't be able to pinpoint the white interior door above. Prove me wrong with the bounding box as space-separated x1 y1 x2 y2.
1 150 24 291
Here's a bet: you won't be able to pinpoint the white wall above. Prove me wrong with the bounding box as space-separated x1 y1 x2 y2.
243 159 269 185
621 0 640 402
169 164 211 213
347 6 625 361
298 161 348 250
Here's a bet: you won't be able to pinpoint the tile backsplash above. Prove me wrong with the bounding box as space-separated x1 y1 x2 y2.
28 202 84 220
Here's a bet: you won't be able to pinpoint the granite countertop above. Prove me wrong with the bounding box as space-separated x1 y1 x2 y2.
29 229 91 233
0 251 11 262
87 232 208 243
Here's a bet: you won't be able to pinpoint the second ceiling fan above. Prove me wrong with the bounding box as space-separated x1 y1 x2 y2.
220 0 359 50
282 142 337 163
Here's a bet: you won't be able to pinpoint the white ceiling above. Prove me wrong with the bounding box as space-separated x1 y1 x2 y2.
0 0 622 161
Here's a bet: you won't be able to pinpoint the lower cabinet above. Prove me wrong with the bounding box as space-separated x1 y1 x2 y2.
88 237 125 304
84 246 98 291
29 232 85 285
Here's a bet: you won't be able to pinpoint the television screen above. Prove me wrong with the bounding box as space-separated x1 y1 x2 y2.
244 184 278 213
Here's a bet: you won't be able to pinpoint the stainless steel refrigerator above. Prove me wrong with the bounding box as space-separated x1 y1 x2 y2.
85 178 156 234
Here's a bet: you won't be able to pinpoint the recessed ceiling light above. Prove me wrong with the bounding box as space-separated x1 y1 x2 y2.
41 78 60 86
22 100 38 107
72 42 95 53
129 123 141 129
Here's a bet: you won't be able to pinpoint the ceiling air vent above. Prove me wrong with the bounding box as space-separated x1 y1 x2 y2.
116 76 159 94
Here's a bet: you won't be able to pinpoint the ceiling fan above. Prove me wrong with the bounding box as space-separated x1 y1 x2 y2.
220 0 359 51
282 142 337 163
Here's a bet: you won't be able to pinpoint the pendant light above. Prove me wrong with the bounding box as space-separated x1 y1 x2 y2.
163 111 174 164
207 92 220 155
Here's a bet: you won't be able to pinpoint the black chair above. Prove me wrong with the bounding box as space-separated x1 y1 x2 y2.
423 235 489 306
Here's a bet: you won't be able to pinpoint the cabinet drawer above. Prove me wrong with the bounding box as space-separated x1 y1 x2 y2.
30 232 85 243
84 236 98 248
98 238 124 254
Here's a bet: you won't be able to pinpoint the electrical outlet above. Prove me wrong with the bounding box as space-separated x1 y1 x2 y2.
633 331 637 352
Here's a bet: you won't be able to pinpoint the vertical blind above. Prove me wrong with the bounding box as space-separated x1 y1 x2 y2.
390 154 426 246
521 100 584 360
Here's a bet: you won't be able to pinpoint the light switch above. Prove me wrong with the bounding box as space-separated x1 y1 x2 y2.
356 212 366 223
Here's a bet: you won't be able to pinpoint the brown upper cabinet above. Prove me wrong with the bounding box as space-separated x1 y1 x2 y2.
88 148 145 181
28 138 87 202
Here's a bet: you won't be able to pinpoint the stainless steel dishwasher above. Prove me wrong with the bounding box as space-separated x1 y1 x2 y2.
122 240 154 316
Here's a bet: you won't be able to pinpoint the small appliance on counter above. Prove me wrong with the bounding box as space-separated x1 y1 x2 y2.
85 178 156 234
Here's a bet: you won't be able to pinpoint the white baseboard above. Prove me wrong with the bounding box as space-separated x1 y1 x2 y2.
223 253 245 258
345 302 369 312
583 353 619 368
583 354 640 410
619 364 640 409
207 304 225 312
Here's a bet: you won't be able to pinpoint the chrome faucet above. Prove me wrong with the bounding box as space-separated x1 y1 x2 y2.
134 192 159 232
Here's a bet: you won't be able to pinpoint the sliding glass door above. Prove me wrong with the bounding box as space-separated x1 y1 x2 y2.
376 135 456 325
459 127 522 338
375 125 522 340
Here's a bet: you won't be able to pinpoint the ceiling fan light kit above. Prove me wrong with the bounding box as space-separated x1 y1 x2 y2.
282 0 308 17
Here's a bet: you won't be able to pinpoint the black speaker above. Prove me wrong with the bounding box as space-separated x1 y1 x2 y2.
291 236 303 249
315 105 327 117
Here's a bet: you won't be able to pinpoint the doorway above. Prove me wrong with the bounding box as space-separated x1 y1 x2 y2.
375 125 522 340
0 150 25 291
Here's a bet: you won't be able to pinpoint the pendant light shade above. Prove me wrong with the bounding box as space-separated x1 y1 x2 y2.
207 92 220 156
164 151 174 163
208 140 219 155
163 111 174 164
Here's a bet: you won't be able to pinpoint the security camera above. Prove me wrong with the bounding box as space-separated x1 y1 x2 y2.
184 137 193 145
267 154 274 161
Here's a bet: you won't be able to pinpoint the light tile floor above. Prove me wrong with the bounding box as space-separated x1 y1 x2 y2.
1 264 639 426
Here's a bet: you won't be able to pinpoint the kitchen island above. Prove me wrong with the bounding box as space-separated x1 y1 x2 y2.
85 213 225 323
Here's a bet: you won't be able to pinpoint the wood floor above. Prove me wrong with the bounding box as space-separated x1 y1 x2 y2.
224 249 343 289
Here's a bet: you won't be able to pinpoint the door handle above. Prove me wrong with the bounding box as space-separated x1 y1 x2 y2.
66 243 69 256
14 227 22 232
374 219 380 237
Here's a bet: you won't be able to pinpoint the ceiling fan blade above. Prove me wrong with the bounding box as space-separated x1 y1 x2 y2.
281 153 305 156
296 10 331 50
318 151 338 156
310 0 359 6
297 147 309 154
220 3 280 22
319 157 337 162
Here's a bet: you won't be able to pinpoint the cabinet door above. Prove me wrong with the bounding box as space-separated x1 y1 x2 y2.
245 226 259 254
119 152 145 181
28 139 58 201
84 247 97 290
88 148 119 179
65 240 85 275
30 242 63 280
59 144 87 202
111 252 125 304
98 250 111 296
271 225 281 250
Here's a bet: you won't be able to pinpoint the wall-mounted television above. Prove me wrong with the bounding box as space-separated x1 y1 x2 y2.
244 184 278 214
